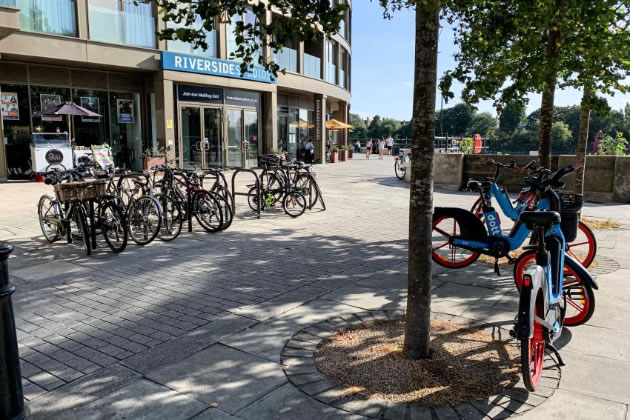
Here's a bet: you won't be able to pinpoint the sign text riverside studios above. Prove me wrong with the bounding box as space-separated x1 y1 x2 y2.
161 51 276 84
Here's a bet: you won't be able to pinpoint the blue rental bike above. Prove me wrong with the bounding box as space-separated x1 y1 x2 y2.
432 165 597 326
513 209 568 391
469 159 597 268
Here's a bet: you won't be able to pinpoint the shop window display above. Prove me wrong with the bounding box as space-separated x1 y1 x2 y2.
1 84 32 178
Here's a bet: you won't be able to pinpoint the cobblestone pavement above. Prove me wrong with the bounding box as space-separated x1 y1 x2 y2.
0 155 629 419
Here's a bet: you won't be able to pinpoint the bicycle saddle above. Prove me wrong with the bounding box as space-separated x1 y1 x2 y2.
519 211 561 229
467 179 493 191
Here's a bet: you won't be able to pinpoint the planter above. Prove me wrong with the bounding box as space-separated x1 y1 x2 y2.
348 149 353 159
340 150 348 161
144 156 166 169
331 151 339 163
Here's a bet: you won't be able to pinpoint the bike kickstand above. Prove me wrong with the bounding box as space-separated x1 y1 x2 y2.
506 254 517 265
545 343 566 367
494 258 501 276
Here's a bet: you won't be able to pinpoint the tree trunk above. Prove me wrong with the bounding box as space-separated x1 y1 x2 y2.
537 3 562 169
575 87 591 195
403 1 439 360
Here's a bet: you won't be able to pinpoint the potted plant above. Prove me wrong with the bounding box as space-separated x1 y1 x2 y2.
271 146 287 162
143 146 166 169
330 145 339 163
347 144 353 159
340 145 349 161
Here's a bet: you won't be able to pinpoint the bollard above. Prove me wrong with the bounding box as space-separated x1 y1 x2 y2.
0 243 28 420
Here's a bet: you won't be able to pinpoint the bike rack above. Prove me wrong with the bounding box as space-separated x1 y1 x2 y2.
230 168 261 219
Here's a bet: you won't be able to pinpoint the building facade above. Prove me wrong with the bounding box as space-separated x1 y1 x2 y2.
0 0 351 180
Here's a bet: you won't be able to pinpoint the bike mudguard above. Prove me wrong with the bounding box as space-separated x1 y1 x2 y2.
516 265 545 340
565 254 599 290
433 207 488 241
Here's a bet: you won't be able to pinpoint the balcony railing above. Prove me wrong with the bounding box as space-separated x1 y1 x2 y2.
304 53 321 79
88 3 155 48
326 63 336 84
273 47 298 73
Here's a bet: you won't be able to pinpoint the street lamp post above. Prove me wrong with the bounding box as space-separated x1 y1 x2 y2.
0 242 28 420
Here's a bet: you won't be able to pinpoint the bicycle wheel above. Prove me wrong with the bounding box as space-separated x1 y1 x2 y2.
394 158 406 180
193 191 223 233
296 174 319 209
513 250 595 326
72 206 92 256
566 221 597 268
211 191 234 231
283 191 307 217
247 186 264 212
38 195 63 242
260 173 284 204
521 290 545 392
156 194 183 241
100 201 127 253
431 215 480 268
127 196 161 245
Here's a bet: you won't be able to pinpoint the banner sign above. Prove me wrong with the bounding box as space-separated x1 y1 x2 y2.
91 145 114 168
1 92 19 120
177 85 223 104
117 99 134 123
80 97 100 122
224 89 260 107
161 51 276 84
40 94 62 121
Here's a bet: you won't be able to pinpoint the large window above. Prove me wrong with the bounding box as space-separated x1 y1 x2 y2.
326 40 338 84
13 0 77 37
227 9 261 62
304 39 321 79
109 91 143 171
1 84 32 177
340 48 348 89
278 105 314 161
167 15 217 56
88 0 156 48
71 89 109 148
273 37 297 73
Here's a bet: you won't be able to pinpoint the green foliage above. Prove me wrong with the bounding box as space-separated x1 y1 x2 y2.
551 121 574 150
598 132 628 156
498 105 525 135
468 112 497 137
147 0 347 76
435 103 473 136
460 137 474 154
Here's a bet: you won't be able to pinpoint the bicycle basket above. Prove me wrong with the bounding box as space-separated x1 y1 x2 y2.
54 180 107 203
559 192 583 242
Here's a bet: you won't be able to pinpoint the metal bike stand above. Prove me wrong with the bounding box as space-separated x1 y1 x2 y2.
187 186 193 233
88 200 97 249
230 168 261 219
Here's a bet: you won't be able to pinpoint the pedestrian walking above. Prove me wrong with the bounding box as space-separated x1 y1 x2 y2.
366 139 373 159
378 137 385 160
304 139 315 163
386 135 394 156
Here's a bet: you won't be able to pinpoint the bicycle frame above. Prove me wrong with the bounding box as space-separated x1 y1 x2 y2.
452 197 550 254
484 182 536 221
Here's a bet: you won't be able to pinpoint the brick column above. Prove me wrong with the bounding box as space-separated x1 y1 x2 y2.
264 90 277 155
153 75 176 163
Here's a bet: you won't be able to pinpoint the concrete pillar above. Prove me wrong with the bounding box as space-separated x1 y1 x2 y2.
218 13 228 60
156 5 167 51
321 35 327 82
76 0 88 40
314 94 327 163
264 90 277 154
153 74 176 163
298 41 304 75
340 101 348 146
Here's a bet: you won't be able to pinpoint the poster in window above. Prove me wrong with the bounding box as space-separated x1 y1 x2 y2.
80 97 100 122
40 94 62 121
117 99 134 124
1 92 19 121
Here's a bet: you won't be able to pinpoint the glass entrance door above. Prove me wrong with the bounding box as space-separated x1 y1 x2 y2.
244 110 259 168
226 109 243 168
181 106 202 168
204 108 222 167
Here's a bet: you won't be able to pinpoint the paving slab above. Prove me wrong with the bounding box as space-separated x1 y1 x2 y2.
52 379 207 420
147 344 287 414
12 260 92 282
191 408 243 420
28 364 141 419
320 284 406 310
231 285 329 321
277 298 363 326
220 318 304 363
121 313 256 374
517 389 627 420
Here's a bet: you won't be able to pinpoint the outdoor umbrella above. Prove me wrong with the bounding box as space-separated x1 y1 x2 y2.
325 119 353 129
43 101 102 147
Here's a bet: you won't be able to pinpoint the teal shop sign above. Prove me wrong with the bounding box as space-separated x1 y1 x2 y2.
161 51 276 84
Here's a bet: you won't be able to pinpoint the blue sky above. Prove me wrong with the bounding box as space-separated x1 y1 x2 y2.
350 2 630 121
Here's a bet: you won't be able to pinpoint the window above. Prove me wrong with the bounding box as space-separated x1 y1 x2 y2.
326 40 338 84
340 48 348 89
227 9 261 62
109 91 143 171
15 0 77 37
273 37 297 73
304 38 322 79
88 0 156 48
72 89 109 148
167 15 217 57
